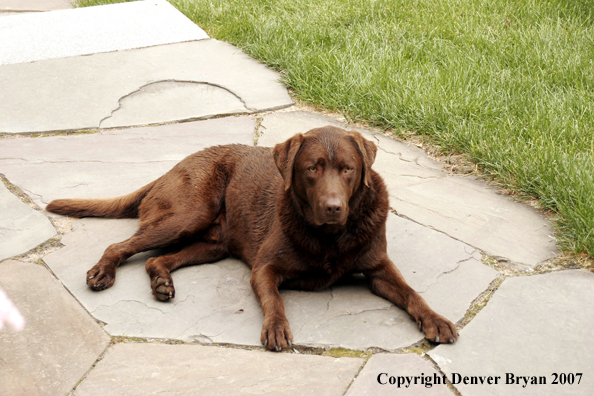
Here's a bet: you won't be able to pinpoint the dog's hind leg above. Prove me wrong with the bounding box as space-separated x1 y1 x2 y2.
86 208 221 291
145 241 228 301
83 145 236 291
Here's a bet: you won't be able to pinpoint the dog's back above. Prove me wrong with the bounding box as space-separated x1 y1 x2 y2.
47 144 274 220
46 143 282 264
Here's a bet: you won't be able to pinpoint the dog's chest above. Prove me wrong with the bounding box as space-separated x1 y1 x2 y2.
284 253 355 291
282 266 342 291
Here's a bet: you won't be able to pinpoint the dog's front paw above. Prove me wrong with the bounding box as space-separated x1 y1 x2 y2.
86 265 116 291
261 317 293 352
418 313 458 344
151 276 175 301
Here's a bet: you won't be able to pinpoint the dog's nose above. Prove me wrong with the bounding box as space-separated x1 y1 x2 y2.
325 198 343 214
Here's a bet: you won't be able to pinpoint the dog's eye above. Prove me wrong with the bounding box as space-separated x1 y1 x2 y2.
308 166 317 173
344 167 354 173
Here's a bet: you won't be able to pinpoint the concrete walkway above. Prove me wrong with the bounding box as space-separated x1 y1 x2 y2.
0 1 591 395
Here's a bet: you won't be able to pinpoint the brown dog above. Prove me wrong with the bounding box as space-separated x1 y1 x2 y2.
47 126 458 350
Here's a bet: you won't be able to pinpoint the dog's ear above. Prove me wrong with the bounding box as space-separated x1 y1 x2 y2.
349 131 377 187
273 133 305 191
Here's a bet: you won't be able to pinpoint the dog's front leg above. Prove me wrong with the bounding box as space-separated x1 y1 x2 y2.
365 256 458 344
250 265 294 351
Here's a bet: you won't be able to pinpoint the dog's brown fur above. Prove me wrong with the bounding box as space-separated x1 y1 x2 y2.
47 126 458 350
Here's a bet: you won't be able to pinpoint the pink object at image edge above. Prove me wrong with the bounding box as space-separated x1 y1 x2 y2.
0 288 25 331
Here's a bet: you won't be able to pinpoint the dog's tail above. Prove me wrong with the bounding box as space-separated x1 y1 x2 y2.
46 180 158 219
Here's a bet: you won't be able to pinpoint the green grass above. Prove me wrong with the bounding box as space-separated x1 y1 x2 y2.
77 0 594 258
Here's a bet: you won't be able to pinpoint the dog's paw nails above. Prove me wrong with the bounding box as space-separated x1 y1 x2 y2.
261 318 293 352
420 313 458 344
151 276 175 301
86 266 116 291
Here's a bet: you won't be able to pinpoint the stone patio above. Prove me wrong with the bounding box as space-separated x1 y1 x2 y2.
0 1 591 395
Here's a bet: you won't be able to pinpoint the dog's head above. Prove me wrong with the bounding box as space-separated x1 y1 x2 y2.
273 126 377 227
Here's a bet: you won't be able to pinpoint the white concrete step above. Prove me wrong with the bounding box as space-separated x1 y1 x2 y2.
0 0 208 65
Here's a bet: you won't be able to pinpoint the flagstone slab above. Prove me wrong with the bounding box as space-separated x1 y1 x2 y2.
43 212 497 350
73 343 363 396
0 182 55 260
429 270 594 396
0 40 293 133
0 117 255 209
101 81 248 128
0 0 72 14
44 218 264 346
346 353 455 396
0 0 208 65
257 111 558 268
257 110 345 146
0 260 110 396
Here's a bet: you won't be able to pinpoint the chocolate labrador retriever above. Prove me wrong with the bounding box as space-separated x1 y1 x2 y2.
47 126 458 350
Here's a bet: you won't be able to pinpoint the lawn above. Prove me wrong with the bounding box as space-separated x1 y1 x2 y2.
77 0 594 259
